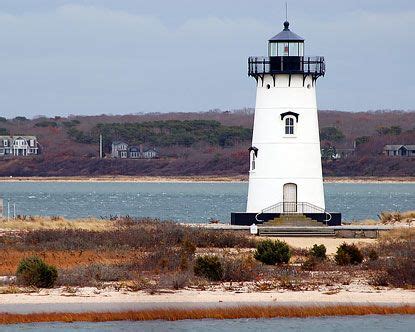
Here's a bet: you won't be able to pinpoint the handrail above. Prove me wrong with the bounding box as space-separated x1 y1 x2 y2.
248 56 325 78
261 201 326 214
256 201 332 225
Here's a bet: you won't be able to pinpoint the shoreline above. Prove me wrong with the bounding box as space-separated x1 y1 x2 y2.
0 287 414 323
1 305 415 324
0 175 415 183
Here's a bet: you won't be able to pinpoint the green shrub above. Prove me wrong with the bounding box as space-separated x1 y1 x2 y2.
334 243 363 265
254 239 291 265
368 249 379 261
309 244 327 261
194 255 223 281
16 256 58 288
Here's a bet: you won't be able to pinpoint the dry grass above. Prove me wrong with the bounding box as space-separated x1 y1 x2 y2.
0 249 142 275
379 227 415 241
0 217 115 231
0 305 414 324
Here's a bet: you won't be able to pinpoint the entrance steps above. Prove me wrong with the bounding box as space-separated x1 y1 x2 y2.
258 227 335 237
263 214 323 227
258 213 334 237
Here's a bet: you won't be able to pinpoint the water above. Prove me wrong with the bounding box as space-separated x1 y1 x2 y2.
2 315 415 331
0 182 413 222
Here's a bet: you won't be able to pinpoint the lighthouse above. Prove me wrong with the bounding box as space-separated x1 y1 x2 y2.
232 21 341 226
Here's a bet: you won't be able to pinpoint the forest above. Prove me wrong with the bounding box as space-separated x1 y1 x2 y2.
0 109 414 177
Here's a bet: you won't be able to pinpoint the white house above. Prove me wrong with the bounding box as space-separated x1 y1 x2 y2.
0 136 39 156
111 141 128 158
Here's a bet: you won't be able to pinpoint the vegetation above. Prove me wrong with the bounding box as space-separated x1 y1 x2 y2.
35 120 58 128
320 126 345 142
67 120 252 148
1 305 415 324
334 243 363 265
194 255 223 281
254 239 291 265
16 256 58 288
309 244 327 261
0 110 414 177
0 216 414 293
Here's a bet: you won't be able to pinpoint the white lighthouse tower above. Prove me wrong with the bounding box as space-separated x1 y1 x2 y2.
246 21 326 216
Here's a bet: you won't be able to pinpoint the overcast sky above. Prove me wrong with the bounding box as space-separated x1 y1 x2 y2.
0 0 414 118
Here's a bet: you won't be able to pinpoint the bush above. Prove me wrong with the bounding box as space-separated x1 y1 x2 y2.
254 240 291 265
194 255 223 281
220 255 260 282
367 249 379 261
334 243 363 265
309 244 327 261
16 256 58 288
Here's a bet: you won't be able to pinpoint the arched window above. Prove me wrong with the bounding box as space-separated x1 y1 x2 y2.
248 146 258 171
285 117 295 135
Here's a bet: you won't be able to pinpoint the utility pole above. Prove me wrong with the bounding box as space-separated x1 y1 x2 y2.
99 134 103 159
7 200 10 221
13 203 16 219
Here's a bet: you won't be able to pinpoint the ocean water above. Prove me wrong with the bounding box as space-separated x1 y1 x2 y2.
0 182 413 222
2 315 415 331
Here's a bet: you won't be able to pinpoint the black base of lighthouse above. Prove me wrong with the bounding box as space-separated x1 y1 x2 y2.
231 212 342 226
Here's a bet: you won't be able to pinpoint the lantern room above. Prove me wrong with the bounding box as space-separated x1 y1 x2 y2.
268 21 304 57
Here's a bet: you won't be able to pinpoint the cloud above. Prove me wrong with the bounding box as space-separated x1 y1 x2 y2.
0 2 413 117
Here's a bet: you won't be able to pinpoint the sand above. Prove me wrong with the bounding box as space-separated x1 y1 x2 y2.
266 237 376 254
0 286 414 314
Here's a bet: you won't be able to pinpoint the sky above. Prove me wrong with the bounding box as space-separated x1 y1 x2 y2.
0 0 414 118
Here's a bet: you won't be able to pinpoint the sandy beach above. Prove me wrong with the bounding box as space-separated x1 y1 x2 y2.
0 175 415 183
1 286 414 315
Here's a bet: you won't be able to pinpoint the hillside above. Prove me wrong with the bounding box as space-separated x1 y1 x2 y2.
0 110 414 177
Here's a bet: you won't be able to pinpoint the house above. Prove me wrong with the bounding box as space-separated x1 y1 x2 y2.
111 141 128 158
142 148 158 159
383 145 415 157
0 136 39 156
111 142 159 159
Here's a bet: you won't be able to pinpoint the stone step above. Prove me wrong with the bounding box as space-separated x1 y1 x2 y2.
258 227 335 237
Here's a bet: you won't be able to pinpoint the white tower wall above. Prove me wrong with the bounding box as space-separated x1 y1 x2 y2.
246 74 325 212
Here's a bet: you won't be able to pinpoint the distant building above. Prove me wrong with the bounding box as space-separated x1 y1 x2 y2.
0 136 39 157
111 141 128 158
111 142 158 159
383 145 415 157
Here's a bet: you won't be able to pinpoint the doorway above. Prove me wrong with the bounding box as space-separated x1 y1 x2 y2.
283 183 297 212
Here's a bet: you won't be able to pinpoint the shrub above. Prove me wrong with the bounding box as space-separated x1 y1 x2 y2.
220 255 260 282
194 255 223 281
334 243 363 265
367 249 379 261
309 244 327 261
16 256 58 288
254 240 291 265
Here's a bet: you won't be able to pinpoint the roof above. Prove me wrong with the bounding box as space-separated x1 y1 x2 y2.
269 21 304 42
384 144 415 150
0 135 37 140
143 148 158 153
112 141 127 146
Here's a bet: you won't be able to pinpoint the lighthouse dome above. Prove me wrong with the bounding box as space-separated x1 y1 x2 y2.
269 21 304 42
268 21 304 57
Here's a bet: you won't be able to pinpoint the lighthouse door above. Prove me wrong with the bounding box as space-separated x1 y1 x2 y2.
283 183 297 212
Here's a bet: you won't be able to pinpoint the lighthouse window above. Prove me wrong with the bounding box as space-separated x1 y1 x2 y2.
285 117 295 135
277 42 289 56
289 43 298 56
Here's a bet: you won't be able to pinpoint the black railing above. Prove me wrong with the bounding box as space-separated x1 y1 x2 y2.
248 56 325 78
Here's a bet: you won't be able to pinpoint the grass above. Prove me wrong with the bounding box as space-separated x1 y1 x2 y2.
0 305 414 324
0 217 115 231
